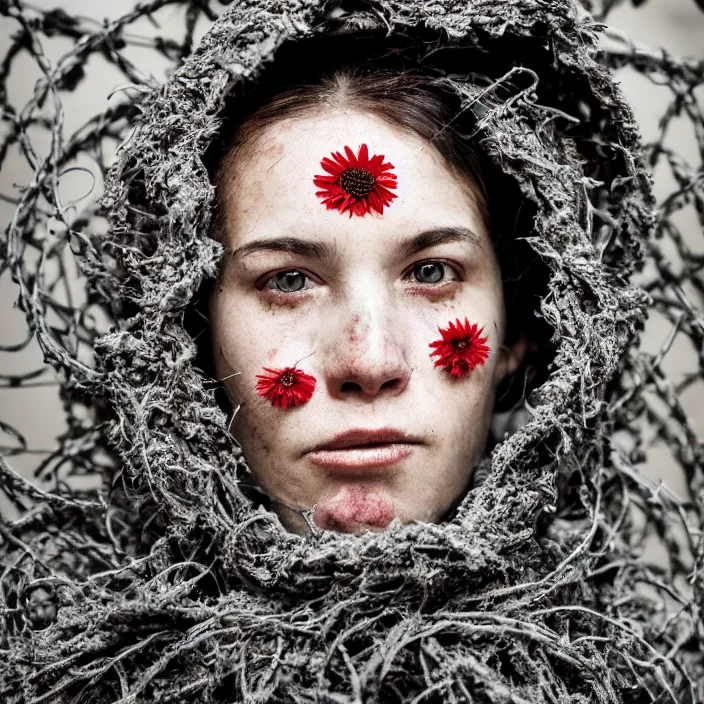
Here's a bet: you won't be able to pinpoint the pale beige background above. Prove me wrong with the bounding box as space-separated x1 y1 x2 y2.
1 1 702 496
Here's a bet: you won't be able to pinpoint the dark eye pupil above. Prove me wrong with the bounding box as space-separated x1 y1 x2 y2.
275 271 305 292
415 262 444 284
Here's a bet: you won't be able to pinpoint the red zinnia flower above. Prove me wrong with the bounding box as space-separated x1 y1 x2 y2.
313 143 398 217
429 318 490 378
256 366 317 408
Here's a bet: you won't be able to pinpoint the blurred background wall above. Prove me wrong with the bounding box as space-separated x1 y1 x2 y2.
1 0 703 498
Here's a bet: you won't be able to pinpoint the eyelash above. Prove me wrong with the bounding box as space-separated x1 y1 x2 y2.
403 259 462 286
257 269 318 295
257 259 462 296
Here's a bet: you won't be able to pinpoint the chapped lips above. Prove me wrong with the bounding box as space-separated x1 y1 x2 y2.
311 428 423 452
307 428 423 471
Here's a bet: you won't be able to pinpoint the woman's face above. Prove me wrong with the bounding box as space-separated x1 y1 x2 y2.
210 109 525 534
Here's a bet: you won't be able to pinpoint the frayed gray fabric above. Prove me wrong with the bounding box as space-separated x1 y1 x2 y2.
1 0 703 702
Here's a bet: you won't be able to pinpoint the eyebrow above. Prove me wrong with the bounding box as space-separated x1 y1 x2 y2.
402 226 483 257
229 236 336 260
229 226 482 261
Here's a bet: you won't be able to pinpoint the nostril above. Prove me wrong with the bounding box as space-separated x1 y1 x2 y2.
339 379 402 396
340 381 363 394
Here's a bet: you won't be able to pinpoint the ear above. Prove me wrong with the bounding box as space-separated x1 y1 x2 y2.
493 334 528 386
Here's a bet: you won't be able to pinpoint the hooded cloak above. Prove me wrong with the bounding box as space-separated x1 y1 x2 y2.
1 0 703 702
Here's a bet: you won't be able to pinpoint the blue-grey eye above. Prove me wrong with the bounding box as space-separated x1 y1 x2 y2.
270 270 306 293
413 261 445 284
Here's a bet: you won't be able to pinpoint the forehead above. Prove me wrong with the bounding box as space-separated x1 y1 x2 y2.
219 109 487 246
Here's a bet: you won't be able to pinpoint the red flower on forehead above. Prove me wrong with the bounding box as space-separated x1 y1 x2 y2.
429 318 490 378
256 366 316 408
314 143 398 217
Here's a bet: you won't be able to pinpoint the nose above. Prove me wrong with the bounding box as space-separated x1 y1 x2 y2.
322 303 412 400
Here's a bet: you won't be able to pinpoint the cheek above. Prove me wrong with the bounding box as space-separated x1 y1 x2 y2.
233 410 274 459
210 290 321 407
417 302 504 359
454 286 505 353
210 293 265 395
212 292 279 365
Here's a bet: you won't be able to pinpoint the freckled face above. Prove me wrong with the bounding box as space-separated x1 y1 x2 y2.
209 110 523 534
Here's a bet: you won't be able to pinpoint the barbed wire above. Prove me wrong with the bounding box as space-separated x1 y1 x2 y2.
0 0 228 503
0 0 702 701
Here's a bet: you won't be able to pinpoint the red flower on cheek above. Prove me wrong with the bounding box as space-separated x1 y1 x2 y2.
255 366 316 408
313 143 398 217
429 318 490 378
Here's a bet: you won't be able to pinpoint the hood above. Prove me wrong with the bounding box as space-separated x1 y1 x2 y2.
2 0 702 702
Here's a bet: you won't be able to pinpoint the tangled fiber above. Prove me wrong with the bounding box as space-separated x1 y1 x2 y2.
1 0 703 701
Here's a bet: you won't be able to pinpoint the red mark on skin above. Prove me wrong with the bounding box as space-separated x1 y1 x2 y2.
267 348 278 361
344 314 365 346
313 486 395 534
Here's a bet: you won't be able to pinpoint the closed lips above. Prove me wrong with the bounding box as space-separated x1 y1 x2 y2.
311 428 423 452
308 429 422 471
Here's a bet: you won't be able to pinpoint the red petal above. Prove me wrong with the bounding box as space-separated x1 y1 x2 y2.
339 194 353 213
376 175 398 187
449 362 468 378
368 190 383 214
317 184 346 199
320 157 343 176
327 152 347 171
376 187 397 205
368 153 384 172
344 145 358 167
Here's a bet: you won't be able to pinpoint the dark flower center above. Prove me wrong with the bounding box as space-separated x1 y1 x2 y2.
453 339 469 351
340 168 376 197
280 372 295 387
